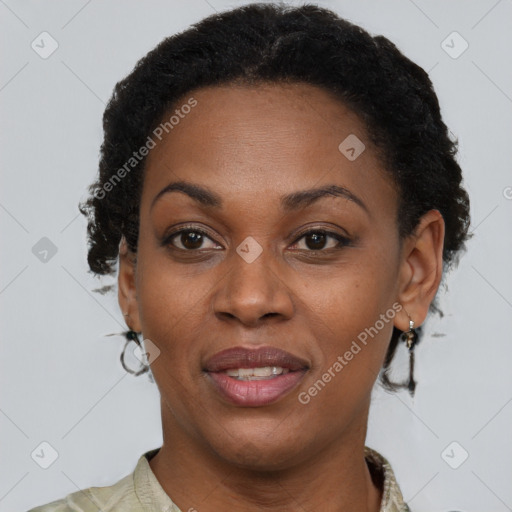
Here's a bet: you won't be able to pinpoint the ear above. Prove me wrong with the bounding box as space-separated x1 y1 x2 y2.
394 209 445 331
118 236 142 332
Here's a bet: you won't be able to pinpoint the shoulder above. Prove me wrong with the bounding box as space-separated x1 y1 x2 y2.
364 446 411 512
26 469 136 512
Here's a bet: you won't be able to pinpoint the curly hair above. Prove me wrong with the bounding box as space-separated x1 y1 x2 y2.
79 3 471 394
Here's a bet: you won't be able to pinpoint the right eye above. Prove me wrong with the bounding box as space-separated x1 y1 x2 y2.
164 227 223 251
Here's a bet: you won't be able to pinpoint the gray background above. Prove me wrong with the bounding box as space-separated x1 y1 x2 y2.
1 0 511 510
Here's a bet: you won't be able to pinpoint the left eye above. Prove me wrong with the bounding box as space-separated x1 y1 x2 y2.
290 230 349 251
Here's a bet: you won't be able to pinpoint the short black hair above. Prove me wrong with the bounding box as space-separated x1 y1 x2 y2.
79 3 471 394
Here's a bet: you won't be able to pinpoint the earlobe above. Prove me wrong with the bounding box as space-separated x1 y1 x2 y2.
118 236 142 332
395 209 445 330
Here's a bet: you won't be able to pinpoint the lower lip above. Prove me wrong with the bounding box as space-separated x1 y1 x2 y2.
207 371 306 407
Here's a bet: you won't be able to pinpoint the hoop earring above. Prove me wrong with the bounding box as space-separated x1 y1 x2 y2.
120 330 150 376
400 313 418 395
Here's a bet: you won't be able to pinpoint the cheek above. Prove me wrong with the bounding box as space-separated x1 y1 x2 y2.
320 249 396 317
135 248 209 368
310 252 399 374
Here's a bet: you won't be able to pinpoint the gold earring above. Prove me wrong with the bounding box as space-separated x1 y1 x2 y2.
402 317 418 350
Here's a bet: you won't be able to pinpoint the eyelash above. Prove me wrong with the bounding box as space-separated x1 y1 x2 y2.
163 225 352 253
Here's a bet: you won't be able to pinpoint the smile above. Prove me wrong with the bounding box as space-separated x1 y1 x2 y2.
204 346 309 407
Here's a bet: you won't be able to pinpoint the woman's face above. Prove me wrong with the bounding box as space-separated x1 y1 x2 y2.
120 82 420 469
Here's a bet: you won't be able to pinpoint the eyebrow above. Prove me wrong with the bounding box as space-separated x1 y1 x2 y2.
150 181 369 215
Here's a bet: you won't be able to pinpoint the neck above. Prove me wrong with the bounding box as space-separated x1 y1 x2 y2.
149 398 382 512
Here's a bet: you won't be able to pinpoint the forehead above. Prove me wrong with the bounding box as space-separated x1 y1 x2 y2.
141 82 397 222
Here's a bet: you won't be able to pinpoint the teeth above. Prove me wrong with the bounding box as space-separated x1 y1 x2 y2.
254 367 272 377
224 367 290 380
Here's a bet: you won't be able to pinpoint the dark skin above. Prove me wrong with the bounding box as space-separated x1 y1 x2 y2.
118 82 444 511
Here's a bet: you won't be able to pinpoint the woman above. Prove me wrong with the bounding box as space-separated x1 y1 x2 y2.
29 3 471 511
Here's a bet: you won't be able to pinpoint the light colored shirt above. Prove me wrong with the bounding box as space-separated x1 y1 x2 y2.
28 446 410 512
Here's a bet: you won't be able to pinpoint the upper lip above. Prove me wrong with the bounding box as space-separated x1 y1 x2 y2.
204 346 309 372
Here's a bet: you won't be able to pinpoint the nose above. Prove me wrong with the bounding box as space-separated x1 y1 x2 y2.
212 242 295 327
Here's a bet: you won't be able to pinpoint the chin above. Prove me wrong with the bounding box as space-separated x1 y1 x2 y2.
209 429 309 472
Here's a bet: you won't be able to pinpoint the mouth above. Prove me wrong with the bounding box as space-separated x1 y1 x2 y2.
203 346 309 407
